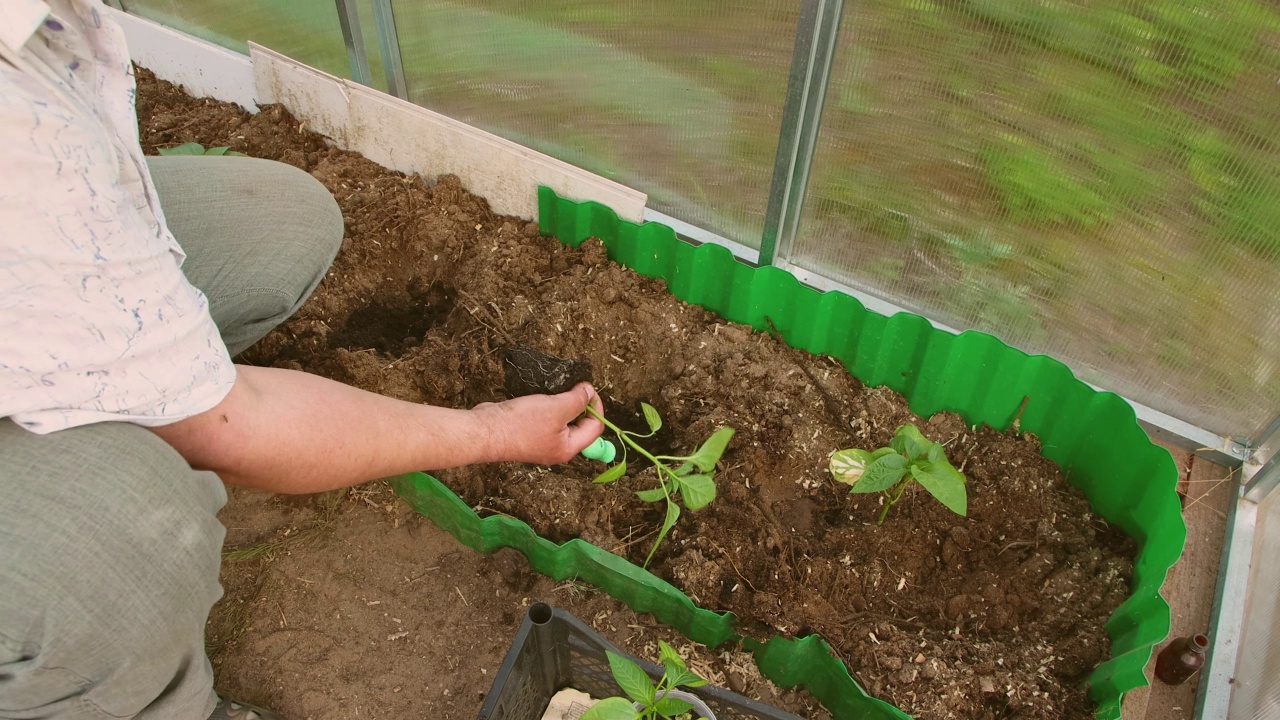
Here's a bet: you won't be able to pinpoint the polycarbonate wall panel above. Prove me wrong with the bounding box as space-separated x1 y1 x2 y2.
122 0 358 82
792 1 1280 439
388 0 799 246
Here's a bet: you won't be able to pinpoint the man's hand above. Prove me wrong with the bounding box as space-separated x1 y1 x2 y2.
148 365 606 493
473 382 605 466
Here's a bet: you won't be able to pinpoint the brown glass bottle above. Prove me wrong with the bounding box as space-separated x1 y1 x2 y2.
1154 633 1208 685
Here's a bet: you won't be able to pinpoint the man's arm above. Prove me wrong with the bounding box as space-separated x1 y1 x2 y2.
147 365 605 494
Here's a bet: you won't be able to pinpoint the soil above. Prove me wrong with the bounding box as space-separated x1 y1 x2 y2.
136 68 1137 720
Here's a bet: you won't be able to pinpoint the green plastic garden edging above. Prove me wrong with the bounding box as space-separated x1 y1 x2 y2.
389 186 1187 720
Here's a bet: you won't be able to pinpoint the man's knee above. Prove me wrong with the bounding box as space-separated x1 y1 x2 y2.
148 155 343 355
0 420 224 718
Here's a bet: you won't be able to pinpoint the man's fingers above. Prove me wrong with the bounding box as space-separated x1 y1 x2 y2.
563 382 605 453
577 382 604 416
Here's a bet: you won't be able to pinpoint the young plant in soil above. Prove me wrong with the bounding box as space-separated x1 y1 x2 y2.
157 142 246 156
580 640 709 720
585 403 734 568
829 423 967 524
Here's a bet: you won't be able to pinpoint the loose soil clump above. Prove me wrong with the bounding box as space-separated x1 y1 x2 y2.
138 68 1136 720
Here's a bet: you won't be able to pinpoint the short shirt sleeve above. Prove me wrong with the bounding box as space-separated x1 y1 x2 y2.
0 28 236 435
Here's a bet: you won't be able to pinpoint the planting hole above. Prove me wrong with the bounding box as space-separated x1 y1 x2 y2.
327 278 454 355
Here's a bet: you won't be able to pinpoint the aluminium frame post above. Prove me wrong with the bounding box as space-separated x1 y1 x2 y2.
1194 488 1257 720
334 0 373 87
370 0 408 99
1244 412 1280 502
759 0 845 266
1244 459 1280 501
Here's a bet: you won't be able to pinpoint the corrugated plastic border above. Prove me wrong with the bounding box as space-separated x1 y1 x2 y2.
391 187 1187 720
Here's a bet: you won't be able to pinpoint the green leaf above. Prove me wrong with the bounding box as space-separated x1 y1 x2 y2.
635 488 666 503
678 473 716 510
891 424 933 460
641 402 663 434
674 672 708 688
652 695 694 717
158 142 209 156
658 640 691 687
644 502 680 567
607 651 656 706
204 146 231 155
829 448 875 486
656 643 705 694
579 697 637 720
593 462 628 484
870 447 899 461
687 427 735 472
663 501 680 533
910 461 968 516
658 640 685 670
927 443 947 464
672 461 695 477
851 453 909 493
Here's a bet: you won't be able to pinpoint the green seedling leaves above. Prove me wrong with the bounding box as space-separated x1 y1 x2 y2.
652 695 694 717
594 461 628 484
829 448 873 486
158 142 246 157
663 502 681 535
911 461 968 516
855 453 910 493
585 641 709 720
644 502 681 567
641 402 663 434
635 488 665 503
658 640 683 667
607 651 657 706
659 640 707 689
584 403 735 569
830 447 900 487
579 696 636 720
830 423 968 524
687 427 735 473
159 142 210 155
890 423 932 460
678 473 716 510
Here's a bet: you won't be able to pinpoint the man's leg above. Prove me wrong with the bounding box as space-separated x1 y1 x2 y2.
145 156 344 355
0 158 342 719
0 420 226 720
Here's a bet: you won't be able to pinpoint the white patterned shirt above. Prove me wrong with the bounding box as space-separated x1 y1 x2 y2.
0 0 236 434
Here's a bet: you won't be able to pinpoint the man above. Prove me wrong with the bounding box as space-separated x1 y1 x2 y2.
0 2 605 718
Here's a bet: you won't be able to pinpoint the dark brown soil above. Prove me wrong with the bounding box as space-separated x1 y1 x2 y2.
137 68 1136 720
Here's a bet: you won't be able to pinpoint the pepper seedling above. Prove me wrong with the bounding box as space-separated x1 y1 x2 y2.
157 142 246 156
579 640 708 720
829 423 967 525
585 403 734 568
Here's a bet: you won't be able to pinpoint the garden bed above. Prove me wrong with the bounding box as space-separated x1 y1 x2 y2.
137 69 1179 720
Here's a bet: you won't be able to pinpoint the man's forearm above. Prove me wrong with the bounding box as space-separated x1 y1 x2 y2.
147 365 603 493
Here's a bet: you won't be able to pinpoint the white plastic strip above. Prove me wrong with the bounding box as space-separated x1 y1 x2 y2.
250 44 646 223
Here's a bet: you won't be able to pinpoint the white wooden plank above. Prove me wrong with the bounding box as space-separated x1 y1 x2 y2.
106 7 259 113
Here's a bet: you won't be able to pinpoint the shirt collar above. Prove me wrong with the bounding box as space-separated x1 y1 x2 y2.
0 0 50 56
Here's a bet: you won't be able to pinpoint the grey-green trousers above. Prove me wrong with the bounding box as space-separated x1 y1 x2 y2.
0 157 343 720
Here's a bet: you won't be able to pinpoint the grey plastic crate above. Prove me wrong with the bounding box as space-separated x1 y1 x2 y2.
478 602 807 720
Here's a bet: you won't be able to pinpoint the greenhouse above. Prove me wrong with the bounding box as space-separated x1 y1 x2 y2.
16 1 1280 719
